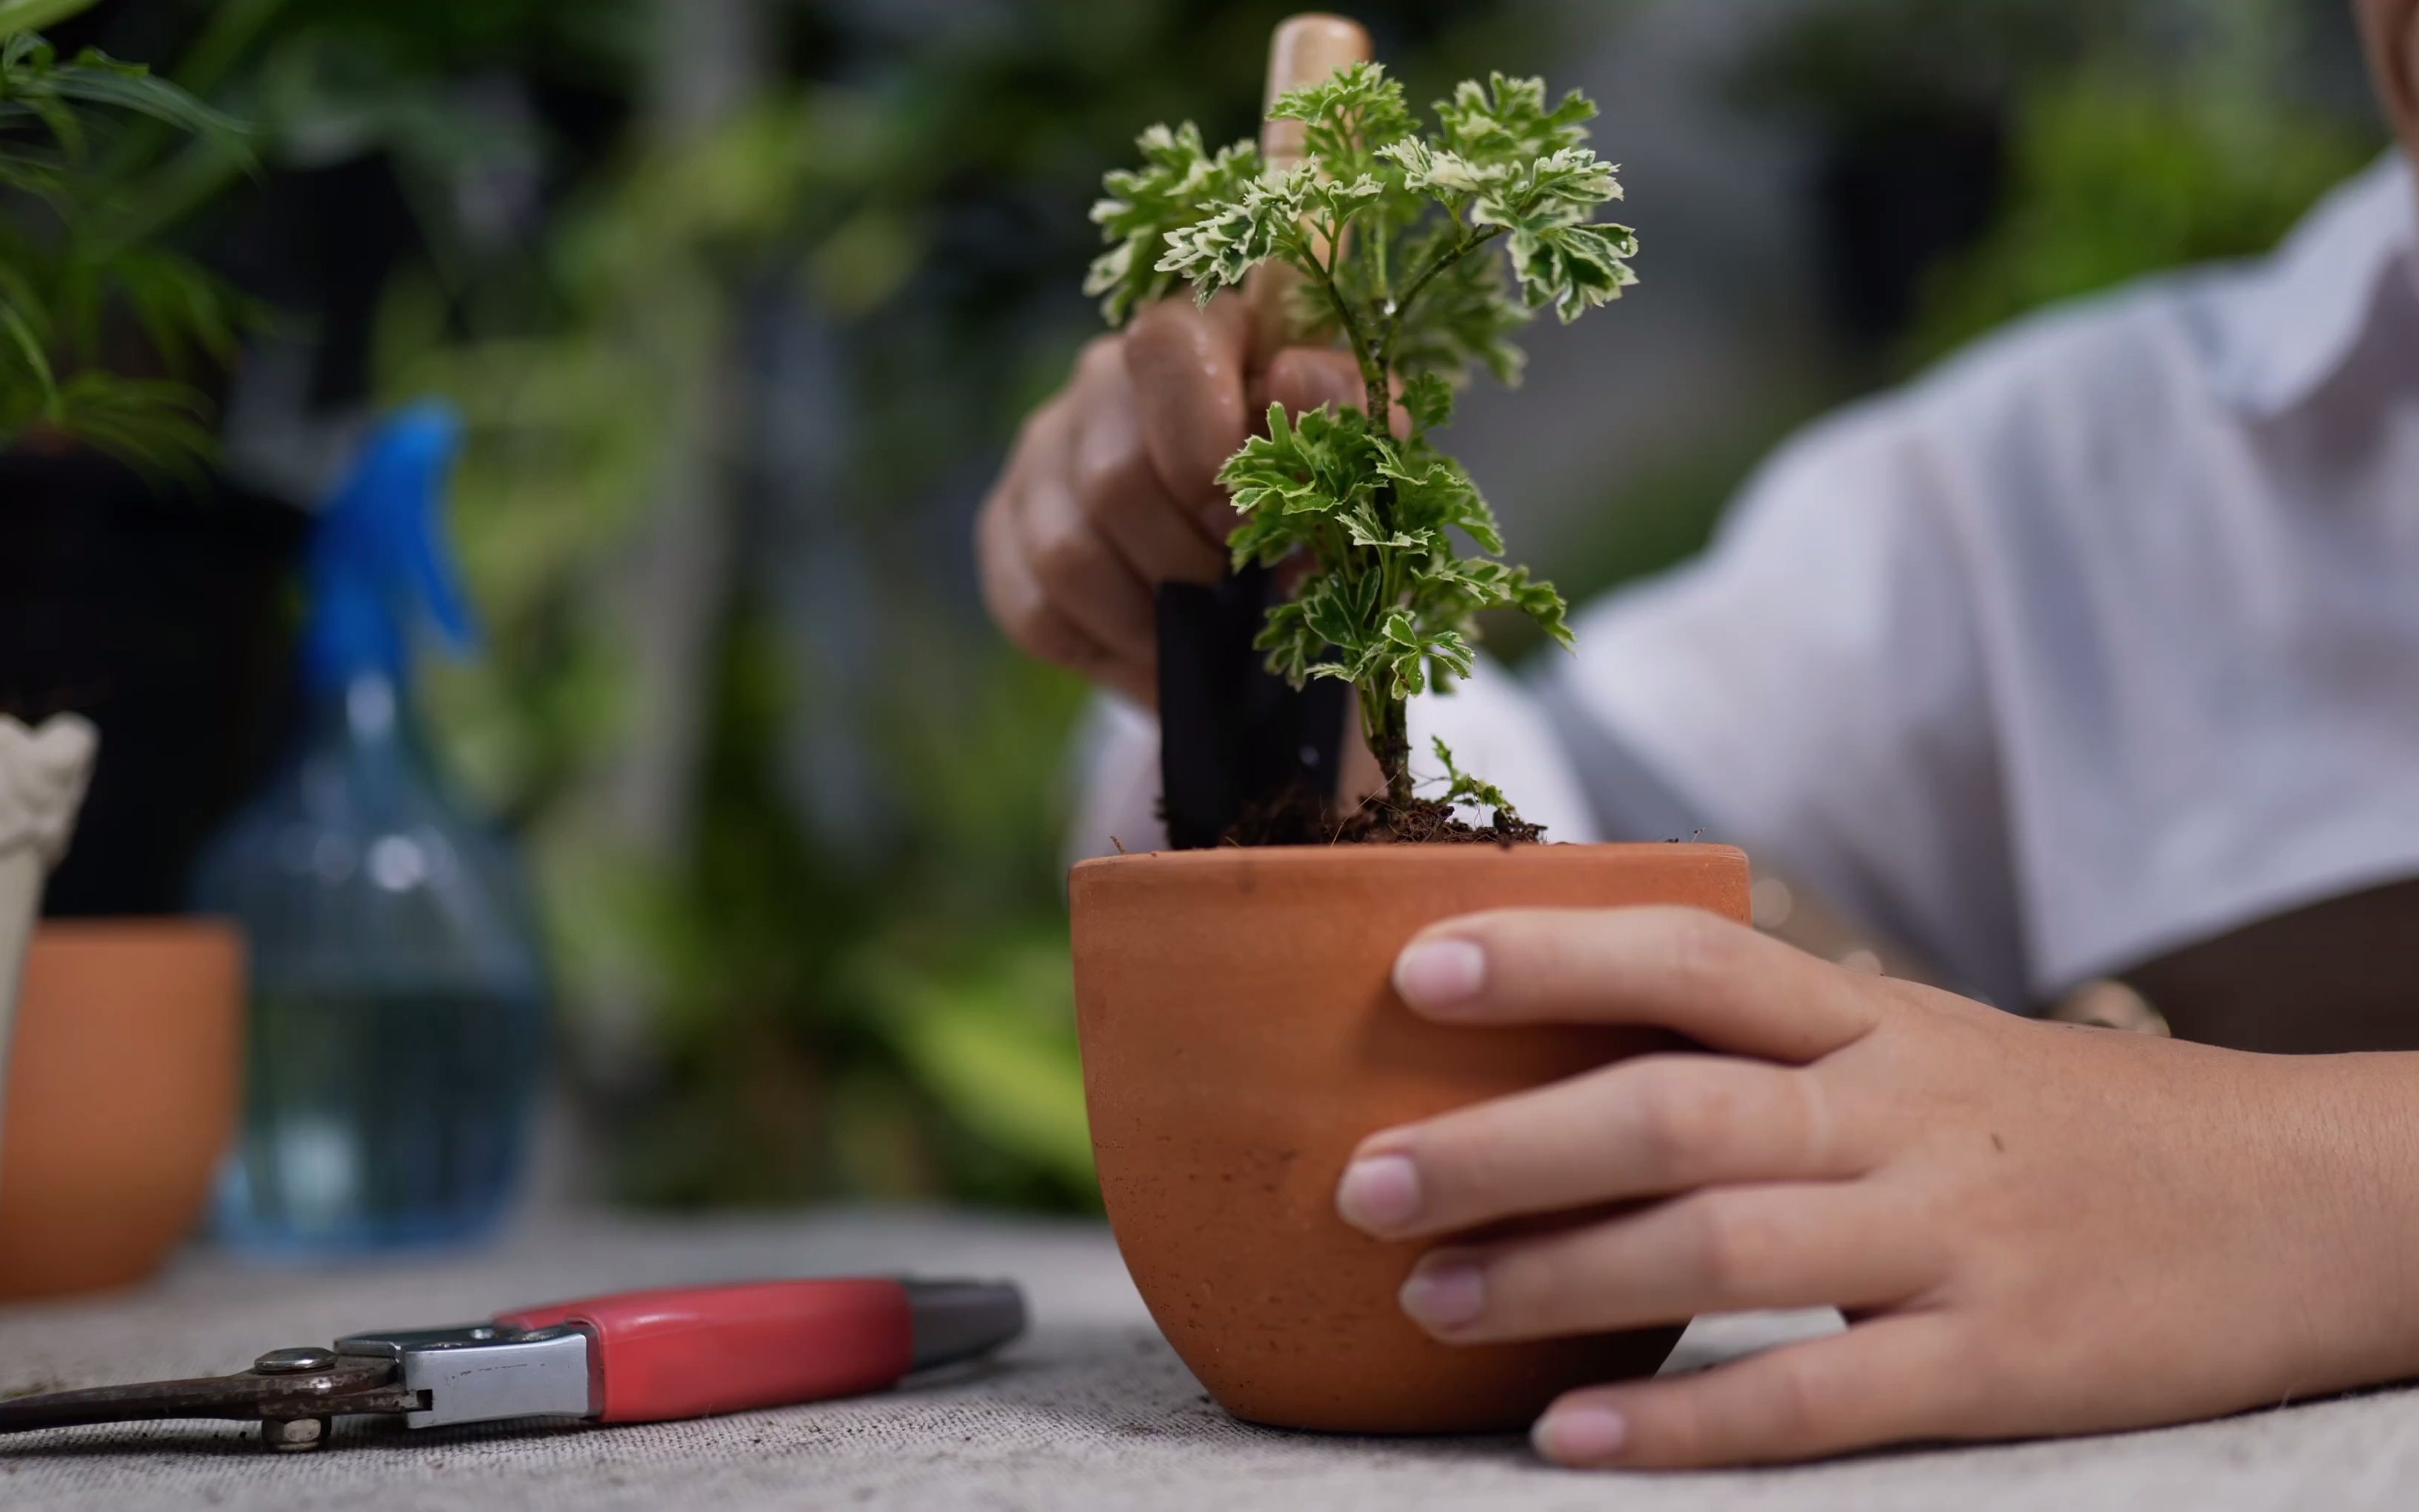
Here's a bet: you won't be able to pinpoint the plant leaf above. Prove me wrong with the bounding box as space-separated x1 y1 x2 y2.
1506 220 1639 323
1429 735 1513 814
1085 122 1260 326
0 0 99 37
43 51 247 147
1156 164 1314 301
1269 60 1415 179
1433 72 1597 166
0 294 58 405
1401 370 1454 433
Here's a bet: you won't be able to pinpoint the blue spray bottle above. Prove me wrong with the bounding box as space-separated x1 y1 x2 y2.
193 403 550 1252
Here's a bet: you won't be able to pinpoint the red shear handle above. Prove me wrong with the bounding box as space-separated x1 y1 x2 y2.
499 1279 913 1423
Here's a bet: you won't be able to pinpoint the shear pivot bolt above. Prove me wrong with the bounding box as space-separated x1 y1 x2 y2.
262 1415 330 1451
254 1347 338 1374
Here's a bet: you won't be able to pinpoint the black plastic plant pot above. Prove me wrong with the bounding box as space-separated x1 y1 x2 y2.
0 448 306 916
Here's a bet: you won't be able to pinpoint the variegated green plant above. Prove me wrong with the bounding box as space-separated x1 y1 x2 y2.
1087 65 1636 808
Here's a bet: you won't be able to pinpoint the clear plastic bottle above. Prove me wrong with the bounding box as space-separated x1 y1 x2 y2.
193 404 549 1252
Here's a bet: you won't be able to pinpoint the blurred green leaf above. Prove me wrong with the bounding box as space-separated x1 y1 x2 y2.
366 0 1546 1212
40 48 246 145
856 944 1094 1195
0 0 96 37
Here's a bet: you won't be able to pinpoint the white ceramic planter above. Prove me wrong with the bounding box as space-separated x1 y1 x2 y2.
0 714 98 1164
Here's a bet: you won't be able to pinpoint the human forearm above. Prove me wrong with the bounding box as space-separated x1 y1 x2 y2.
2251 1051 2419 1391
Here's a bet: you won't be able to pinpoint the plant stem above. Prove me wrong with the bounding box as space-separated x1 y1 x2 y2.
1385 223 1506 346
1303 235 1400 550
1307 234 1385 402
1308 206 1427 808
1365 687 1412 807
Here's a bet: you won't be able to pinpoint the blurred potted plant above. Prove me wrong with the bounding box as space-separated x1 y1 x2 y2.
0 0 251 1298
0 0 303 927
1065 41 1749 1433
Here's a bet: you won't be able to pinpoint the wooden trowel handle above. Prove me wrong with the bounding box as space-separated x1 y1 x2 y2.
1246 14 1373 361
1260 13 1373 167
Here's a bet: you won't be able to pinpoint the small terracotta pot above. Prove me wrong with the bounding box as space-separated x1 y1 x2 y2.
0 920 245 1299
1071 842 1749 1434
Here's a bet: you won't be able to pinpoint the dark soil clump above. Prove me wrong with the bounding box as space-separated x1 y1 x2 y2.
1218 781 1547 848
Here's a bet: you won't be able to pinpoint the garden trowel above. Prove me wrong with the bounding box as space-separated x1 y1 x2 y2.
1156 13 1369 848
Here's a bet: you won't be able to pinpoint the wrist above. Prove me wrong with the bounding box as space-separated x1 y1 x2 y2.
2240 1051 2419 1386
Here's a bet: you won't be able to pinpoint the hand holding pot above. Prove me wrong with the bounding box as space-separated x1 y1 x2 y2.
976 295 1372 706
1340 906 2419 1467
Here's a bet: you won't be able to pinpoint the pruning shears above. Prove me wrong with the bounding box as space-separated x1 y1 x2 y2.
0 1276 1023 1451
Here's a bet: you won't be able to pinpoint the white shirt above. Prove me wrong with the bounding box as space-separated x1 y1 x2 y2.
1076 151 2419 1013
1558 150 2419 1008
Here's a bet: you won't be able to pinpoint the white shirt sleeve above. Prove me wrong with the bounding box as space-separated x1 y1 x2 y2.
1548 397 2030 1007
1066 694 1167 865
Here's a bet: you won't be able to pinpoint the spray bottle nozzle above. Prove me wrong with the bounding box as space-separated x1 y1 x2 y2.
303 401 477 692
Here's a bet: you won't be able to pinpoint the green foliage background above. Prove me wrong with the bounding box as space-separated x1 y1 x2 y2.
363 0 1562 1210
12 0 2387 1212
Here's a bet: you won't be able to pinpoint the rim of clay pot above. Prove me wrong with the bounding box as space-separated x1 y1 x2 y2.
32 915 244 944
1075 840 1746 874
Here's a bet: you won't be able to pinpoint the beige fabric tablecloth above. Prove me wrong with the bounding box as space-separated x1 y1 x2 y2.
3 1209 2413 1511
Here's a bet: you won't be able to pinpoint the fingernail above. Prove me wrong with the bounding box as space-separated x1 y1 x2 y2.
1534 1406 1629 1464
1399 1257 1486 1330
1336 1153 1421 1231
1393 938 1485 1008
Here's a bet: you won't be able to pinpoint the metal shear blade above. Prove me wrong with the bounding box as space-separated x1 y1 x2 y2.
0 1350 422 1450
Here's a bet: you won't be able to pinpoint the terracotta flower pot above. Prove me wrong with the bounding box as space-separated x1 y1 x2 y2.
1070 842 1749 1434
0 920 245 1299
